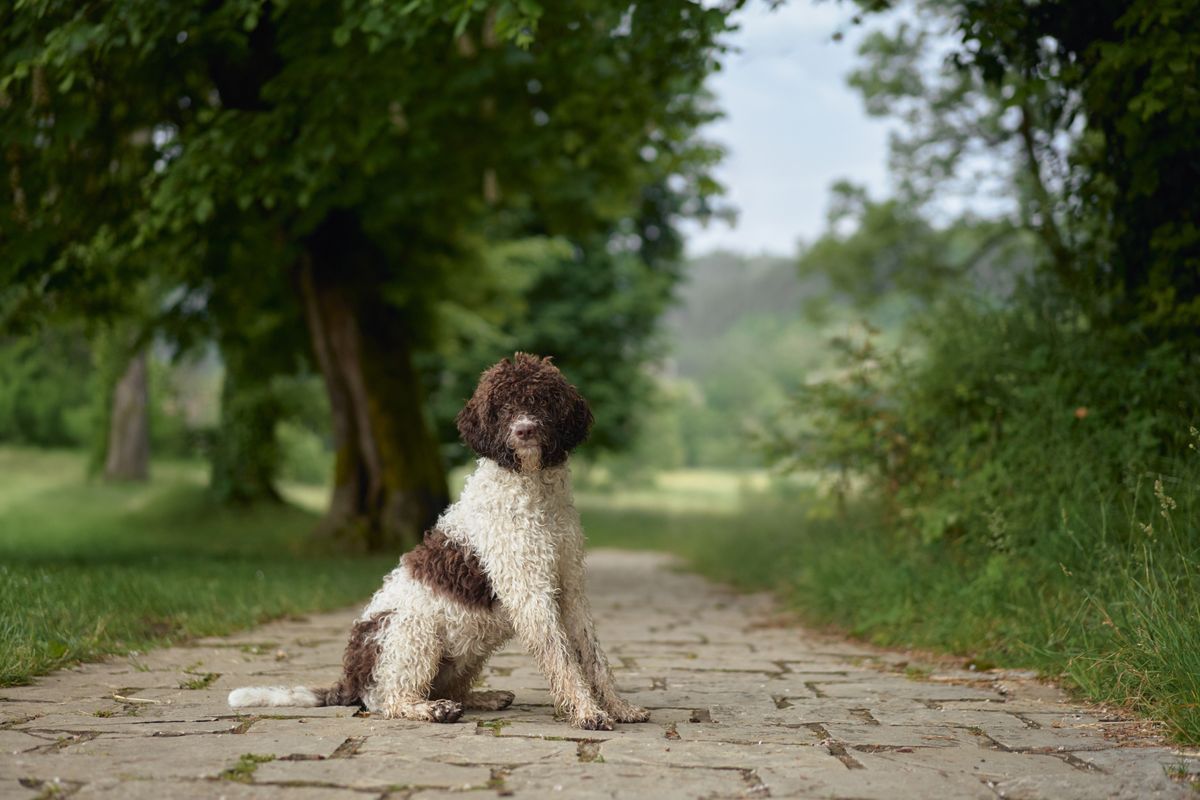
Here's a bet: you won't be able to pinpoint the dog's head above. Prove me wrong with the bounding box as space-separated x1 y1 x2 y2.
456 353 593 472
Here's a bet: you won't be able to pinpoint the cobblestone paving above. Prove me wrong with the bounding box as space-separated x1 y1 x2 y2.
3 550 1198 799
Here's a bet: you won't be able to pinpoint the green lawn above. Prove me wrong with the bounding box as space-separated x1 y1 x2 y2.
0 447 394 686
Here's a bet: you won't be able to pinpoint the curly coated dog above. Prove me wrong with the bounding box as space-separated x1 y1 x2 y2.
228 353 649 730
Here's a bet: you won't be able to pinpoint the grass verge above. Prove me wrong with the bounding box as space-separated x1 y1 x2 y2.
580 474 1200 746
0 447 393 686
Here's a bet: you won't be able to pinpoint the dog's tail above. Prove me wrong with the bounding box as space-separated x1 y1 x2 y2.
227 685 329 708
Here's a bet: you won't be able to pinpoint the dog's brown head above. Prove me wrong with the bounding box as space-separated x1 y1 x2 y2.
456 353 593 472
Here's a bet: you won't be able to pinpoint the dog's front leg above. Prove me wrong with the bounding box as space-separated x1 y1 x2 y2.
558 528 650 723
491 561 613 730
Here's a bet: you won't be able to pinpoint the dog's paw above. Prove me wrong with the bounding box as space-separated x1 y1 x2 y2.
428 699 464 723
574 711 614 731
610 703 650 723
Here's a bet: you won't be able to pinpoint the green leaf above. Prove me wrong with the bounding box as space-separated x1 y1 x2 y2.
194 196 214 223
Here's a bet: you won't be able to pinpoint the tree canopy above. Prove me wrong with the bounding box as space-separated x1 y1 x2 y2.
1 0 736 549
846 0 1200 333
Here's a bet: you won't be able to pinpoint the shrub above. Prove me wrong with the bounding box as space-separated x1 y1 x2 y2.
771 295 1200 551
0 328 95 447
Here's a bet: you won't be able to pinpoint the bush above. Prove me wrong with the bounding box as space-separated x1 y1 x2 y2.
275 374 333 486
277 421 332 486
772 295 1200 550
0 328 96 447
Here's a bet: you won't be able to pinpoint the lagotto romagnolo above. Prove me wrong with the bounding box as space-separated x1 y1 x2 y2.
228 354 650 730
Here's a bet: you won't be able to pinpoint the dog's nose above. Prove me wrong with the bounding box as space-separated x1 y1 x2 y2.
513 420 537 440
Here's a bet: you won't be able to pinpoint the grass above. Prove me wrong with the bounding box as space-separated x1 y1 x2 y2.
576 467 787 513
580 471 1200 746
0 447 394 686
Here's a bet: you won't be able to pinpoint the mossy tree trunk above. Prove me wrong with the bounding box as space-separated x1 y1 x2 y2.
208 350 283 505
103 350 150 482
297 213 449 552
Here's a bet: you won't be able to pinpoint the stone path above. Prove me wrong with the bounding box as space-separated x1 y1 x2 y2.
2 550 1197 799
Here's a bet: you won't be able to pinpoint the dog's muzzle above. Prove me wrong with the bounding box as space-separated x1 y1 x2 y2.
511 418 538 444
508 415 543 470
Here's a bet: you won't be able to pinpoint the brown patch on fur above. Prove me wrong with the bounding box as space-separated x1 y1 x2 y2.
323 611 393 707
406 529 498 610
456 353 593 471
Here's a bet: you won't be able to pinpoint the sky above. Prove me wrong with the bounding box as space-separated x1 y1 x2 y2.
681 3 893 258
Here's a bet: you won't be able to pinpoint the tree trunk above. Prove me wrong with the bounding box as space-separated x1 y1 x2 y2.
296 213 449 552
208 351 283 505
103 350 150 481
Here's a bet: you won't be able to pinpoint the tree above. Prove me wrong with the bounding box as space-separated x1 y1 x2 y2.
844 6 1083 294
797 181 1039 310
1 1 734 550
846 0 1200 335
102 349 150 481
90 306 162 484
201 232 308 506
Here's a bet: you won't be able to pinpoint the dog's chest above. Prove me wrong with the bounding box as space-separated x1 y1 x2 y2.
475 477 573 547
422 455 580 599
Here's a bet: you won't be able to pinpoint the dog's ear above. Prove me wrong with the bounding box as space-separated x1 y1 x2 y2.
455 393 492 457
561 391 594 452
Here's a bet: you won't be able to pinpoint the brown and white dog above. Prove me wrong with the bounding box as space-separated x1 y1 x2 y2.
228 354 649 730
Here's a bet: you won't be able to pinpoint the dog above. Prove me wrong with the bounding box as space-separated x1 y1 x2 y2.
228 353 649 730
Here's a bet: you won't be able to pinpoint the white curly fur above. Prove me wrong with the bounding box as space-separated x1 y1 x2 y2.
229 456 647 730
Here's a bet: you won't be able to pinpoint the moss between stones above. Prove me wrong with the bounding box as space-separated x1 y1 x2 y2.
218 753 275 783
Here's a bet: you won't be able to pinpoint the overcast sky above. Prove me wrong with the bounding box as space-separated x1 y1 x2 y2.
680 3 893 257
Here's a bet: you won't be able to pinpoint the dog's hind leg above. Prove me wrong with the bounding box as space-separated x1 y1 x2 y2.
365 614 463 723
430 650 514 711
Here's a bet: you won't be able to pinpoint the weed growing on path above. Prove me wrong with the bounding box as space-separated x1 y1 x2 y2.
219 753 275 783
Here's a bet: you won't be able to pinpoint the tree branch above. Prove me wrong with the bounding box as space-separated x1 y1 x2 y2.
1018 100 1077 290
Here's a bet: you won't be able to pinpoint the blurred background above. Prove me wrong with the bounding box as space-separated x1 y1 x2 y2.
2 0 1198 743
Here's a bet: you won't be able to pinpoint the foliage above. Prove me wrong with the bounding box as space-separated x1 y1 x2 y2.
207 369 283 504
0 327 94 447
0 447 392 685
277 421 332 486
849 0 1200 338
759 263 1200 737
424 228 684 463
0 1 736 524
0 326 215 458
648 252 825 468
646 250 924 470
274 373 334 485
846 1 1082 286
0 0 730 346
797 182 1040 311
769 294 1199 546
